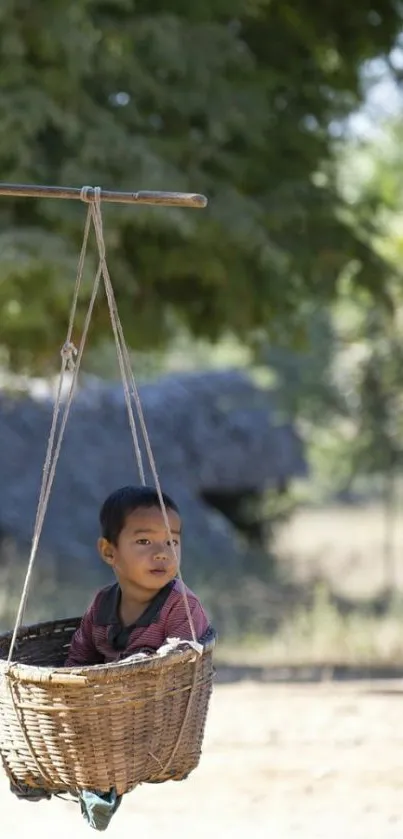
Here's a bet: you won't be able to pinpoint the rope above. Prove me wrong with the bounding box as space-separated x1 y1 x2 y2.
7 184 198 664
85 188 145 484
7 260 103 662
32 206 92 551
90 192 198 645
149 655 201 780
4 677 55 788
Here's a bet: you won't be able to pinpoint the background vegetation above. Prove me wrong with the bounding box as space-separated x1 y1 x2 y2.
2 1 403 660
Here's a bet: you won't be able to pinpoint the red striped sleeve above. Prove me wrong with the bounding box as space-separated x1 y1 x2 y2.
65 592 104 667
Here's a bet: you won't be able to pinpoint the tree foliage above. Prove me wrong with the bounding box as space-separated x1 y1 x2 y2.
0 0 401 370
263 294 403 499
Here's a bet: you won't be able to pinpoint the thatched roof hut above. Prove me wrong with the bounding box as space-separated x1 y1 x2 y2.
0 369 306 597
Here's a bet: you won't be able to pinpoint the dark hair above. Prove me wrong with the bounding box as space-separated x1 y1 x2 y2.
99 485 180 545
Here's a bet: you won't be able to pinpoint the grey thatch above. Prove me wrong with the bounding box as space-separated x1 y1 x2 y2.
0 368 306 591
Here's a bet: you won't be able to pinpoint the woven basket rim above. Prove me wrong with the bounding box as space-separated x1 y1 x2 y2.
0 616 216 685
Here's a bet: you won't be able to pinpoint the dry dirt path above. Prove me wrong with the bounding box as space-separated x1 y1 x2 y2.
2 679 403 839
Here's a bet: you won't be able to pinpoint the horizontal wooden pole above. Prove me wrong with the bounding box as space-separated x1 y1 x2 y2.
0 183 208 208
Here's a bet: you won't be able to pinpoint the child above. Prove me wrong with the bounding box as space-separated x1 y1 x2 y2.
65 485 210 667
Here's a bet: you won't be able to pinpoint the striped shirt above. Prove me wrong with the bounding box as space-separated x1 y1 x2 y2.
65 578 209 667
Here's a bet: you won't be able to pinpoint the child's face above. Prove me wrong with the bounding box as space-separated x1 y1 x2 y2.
98 505 181 593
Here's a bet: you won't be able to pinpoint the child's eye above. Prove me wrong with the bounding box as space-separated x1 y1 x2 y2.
136 538 150 545
167 539 179 547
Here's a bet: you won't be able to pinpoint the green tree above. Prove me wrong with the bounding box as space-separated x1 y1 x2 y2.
0 0 401 371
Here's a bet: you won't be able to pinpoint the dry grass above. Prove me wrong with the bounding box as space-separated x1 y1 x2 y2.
217 501 403 666
217 584 403 667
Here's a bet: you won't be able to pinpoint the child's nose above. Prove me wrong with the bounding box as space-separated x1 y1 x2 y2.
153 543 176 560
153 545 169 559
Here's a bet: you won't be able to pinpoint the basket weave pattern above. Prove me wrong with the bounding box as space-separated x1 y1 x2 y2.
0 618 216 796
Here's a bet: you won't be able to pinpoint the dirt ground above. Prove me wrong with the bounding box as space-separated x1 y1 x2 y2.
2 677 403 839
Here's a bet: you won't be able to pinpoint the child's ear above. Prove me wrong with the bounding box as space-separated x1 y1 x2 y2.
97 537 115 567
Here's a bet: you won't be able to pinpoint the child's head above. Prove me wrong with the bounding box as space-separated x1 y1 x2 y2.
97 485 181 594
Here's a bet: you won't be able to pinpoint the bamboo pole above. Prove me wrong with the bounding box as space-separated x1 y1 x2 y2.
0 183 208 208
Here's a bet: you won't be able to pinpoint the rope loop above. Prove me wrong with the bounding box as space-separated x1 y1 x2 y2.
80 185 102 206
80 185 94 203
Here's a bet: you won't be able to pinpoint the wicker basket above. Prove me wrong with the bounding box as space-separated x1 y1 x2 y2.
0 617 216 796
